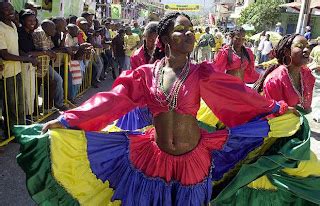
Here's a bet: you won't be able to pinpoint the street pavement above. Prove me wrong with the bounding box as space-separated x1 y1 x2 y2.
0 72 319 205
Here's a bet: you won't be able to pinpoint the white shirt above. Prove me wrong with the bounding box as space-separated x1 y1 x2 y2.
258 36 266 51
261 40 273 55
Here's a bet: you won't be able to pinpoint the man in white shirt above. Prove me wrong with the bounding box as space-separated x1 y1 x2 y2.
260 34 273 63
256 31 266 63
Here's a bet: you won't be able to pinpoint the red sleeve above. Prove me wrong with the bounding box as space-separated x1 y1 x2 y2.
213 47 228 73
130 54 140 70
60 69 146 131
262 77 285 103
199 62 278 127
243 48 260 83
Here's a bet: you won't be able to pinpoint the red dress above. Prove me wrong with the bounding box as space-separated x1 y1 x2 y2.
214 45 259 83
130 46 148 70
263 65 315 111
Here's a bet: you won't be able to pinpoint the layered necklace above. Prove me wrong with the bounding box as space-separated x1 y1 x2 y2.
287 69 304 106
155 58 190 111
232 46 244 70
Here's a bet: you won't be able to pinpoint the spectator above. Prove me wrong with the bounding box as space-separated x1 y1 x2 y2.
76 17 89 44
275 22 284 35
260 34 273 63
67 15 77 25
18 9 45 122
89 27 104 87
32 19 67 111
102 21 115 79
130 21 158 70
124 26 140 70
112 29 126 74
304 26 312 41
198 27 214 61
81 11 94 30
24 1 40 28
52 17 68 49
0 2 37 137
256 30 266 63
213 32 223 57
131 20 142 37
65 24 82 101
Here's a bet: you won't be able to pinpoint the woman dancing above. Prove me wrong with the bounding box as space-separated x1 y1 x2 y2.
15 13 320 206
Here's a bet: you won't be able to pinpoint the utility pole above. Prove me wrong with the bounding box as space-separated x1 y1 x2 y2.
296 0 311 34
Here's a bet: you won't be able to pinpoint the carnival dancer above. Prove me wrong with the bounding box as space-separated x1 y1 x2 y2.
15 13 320 206
214 27 260 83
197 27 261 130
255 34 315 114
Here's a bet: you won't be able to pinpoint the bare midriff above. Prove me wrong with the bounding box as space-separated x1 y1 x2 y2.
154 111 200 156
227 68 244 80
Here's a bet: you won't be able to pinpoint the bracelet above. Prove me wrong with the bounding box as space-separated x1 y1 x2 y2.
277 100 288 115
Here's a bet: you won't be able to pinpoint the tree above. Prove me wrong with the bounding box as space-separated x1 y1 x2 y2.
238 0 285 32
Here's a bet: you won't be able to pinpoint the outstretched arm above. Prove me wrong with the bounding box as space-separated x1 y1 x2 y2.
57 69 146 131
200 62 285 128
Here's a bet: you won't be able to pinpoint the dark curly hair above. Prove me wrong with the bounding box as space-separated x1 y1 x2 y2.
254 33 300 92
228 26 251 64
151 12 192 63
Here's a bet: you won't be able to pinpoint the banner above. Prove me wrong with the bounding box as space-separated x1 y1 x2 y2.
164 4 200 12
111 4 121 19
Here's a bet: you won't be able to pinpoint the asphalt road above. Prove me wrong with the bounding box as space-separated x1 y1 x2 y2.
0 72 319 206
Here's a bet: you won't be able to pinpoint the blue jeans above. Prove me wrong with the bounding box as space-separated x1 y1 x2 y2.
48 67 64 108
261 54 269 63
124 56 131 70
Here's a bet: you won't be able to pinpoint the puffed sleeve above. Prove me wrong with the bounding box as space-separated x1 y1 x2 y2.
243 48 260 83
262 76 285 103
213 47 228 73
58 69 147 131
130 55 139 70
199 62 279 128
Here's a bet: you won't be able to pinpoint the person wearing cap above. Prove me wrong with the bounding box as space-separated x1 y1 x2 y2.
24 2 40 29
76 17 89 44
24 2 41 16
81 11 94 31
304 26 312 41
274 22 283 35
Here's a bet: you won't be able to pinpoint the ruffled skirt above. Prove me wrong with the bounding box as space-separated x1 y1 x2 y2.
15 113 320 205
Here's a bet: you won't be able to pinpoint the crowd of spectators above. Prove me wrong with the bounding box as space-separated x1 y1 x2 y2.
0 2 144 139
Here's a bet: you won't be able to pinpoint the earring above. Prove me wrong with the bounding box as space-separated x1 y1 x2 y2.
283 55 292 67
165 44 171 58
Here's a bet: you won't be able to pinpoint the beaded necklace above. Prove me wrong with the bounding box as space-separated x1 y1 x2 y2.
287 68 304 106
155 58 190 111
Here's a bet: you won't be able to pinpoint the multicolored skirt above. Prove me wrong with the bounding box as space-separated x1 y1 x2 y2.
15 113 320 205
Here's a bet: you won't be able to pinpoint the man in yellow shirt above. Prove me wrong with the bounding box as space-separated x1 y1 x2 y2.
124 27 140 70
194 28 203 62
0 2 37 137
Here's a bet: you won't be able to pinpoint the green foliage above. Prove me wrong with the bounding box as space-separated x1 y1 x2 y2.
238 0 285 32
